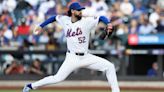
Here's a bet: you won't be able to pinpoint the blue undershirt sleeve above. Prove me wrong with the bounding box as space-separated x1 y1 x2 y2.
99 16 110 25
40 15 56 28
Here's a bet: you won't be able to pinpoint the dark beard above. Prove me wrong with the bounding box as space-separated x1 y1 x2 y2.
76 15 82 20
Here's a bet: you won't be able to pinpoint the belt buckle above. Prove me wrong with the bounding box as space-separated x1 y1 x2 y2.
75 53 84 56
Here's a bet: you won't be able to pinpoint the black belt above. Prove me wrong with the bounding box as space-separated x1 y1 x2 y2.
67 50 85 56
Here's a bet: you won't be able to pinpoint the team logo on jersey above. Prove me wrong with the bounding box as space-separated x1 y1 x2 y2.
66 27 82 37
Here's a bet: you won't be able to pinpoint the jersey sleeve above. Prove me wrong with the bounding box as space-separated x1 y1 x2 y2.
87 16 100 30
56 15 65 25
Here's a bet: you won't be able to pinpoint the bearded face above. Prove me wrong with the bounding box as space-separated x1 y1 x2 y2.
72 10 82 20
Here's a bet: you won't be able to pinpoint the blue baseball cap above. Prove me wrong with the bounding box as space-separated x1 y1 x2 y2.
69 2 85 11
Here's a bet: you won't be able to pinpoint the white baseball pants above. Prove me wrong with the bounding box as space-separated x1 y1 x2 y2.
31 52 120 92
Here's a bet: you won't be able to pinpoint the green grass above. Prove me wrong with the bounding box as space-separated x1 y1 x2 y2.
0 90 163 92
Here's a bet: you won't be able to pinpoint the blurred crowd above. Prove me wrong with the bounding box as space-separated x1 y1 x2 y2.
2 55 47 75
0 0 164 50
0 0 164 75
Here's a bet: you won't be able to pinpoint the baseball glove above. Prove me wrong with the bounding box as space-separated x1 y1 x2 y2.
98 25 115 40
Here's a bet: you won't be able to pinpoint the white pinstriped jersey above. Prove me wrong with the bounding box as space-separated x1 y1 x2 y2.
56 15 99 53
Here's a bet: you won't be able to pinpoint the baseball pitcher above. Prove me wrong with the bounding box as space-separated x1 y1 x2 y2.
23 2 120 92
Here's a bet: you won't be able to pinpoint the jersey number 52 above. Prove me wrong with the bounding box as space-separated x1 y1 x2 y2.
78 36 86 44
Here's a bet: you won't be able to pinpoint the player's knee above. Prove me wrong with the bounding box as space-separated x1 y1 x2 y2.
111 63 115 70
106 62 115 70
